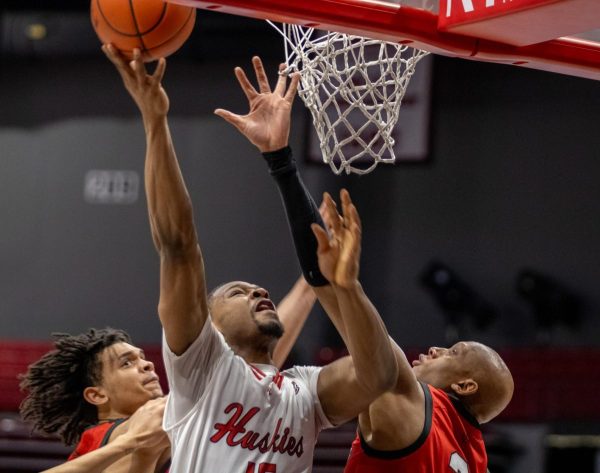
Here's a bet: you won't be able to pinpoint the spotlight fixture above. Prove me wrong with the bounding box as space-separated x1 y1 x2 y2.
420 260 496 343
516 269 582 334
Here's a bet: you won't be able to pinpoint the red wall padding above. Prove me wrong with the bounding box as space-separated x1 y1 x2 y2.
0 340 166 412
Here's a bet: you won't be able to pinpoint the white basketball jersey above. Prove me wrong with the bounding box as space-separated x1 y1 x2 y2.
162 317 332 473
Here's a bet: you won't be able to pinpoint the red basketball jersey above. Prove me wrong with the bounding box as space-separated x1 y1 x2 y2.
68 419 126 461
344 383 487 473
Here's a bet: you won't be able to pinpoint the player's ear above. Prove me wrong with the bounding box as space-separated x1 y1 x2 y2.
84 386 109 406
450 379 478 396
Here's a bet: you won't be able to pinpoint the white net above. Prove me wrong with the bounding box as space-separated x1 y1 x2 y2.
269 23 429 175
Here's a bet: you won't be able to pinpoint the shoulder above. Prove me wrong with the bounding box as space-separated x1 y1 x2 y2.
283 364 321 376
283 365 322 386
68 420 125 460
283 365 326 402
162 316 233 377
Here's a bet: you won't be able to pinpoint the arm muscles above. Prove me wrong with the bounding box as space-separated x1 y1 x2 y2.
41 436 136 473
317 283 398 425
315 286 421 399
145 117 208 355
272 276 317 368
317 355 373 426
104 46 209 355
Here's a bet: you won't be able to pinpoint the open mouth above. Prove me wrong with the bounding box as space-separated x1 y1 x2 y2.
255 300 276 312
412 354 428 367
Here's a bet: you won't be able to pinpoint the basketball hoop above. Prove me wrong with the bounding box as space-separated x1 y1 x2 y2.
269 22 429 175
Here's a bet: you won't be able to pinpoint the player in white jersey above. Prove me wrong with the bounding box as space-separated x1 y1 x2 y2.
104 45 399 473
162 316 330 472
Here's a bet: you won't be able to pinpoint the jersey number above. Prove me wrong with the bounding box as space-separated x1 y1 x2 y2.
245 462 276 473
449 452 469 473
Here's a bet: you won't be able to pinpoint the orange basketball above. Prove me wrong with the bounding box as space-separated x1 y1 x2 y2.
90 0 196 62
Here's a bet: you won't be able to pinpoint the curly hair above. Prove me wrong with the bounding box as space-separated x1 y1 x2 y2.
19 328 131 446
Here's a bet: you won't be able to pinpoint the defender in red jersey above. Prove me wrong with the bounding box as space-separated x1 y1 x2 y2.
42 397 167 473
345 383 488 473
268 197 513 472
68 419 127 461
327 334 510 473
323 330 511 473
20 328 170 473
274 216 512 472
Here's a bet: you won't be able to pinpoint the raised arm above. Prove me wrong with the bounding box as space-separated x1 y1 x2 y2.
217 57 399 423
310 191 398 425
215 57 420 398
103 45 208 355
318 194 421 398
215 57 327 288
272 276 317 368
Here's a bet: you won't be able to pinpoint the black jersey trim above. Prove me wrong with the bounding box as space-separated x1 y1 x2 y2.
358 381 433 459
449 395 482 430
100 418 127 447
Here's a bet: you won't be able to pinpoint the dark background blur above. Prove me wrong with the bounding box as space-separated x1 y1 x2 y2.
0 2 599 472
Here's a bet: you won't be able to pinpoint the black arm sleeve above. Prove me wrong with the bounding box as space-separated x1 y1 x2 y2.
262 146 329 287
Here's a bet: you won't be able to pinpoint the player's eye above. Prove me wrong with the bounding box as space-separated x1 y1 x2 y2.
229 289 243 297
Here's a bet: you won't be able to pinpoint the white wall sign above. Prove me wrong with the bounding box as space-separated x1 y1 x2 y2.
84 170 140 205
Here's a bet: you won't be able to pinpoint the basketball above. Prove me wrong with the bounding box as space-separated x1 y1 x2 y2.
90 0 196 62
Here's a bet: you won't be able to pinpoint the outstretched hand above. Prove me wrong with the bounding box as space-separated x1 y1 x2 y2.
102 44 169 121
311 189 362 289
214 56 300 153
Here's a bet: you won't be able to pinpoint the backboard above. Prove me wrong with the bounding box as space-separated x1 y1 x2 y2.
166 0 600 81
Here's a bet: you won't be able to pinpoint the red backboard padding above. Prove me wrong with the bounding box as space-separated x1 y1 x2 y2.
2 340 600 422
167 0 600 81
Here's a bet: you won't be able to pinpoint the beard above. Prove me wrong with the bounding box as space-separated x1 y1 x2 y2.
257 319 284 339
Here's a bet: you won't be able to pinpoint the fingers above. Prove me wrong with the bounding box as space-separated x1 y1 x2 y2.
284 72 301 103
214 108 245 129
130 49 146 86
252 56 271 94
102 43 132 82
311 223 330 253
340 188 351 215
128 397 166 425
340 188 362 233
349 205 362 237
151 57 167 86
274 63 288 96
234 66 259 102
339 189 361 266
318 199 327 219
139 396 166 411
145 396 167 414
322 192 343 237
101 43 127 67
126 397 167 446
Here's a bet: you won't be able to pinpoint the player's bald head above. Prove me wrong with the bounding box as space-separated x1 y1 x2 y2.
413 341 513 423
460 342 513 423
